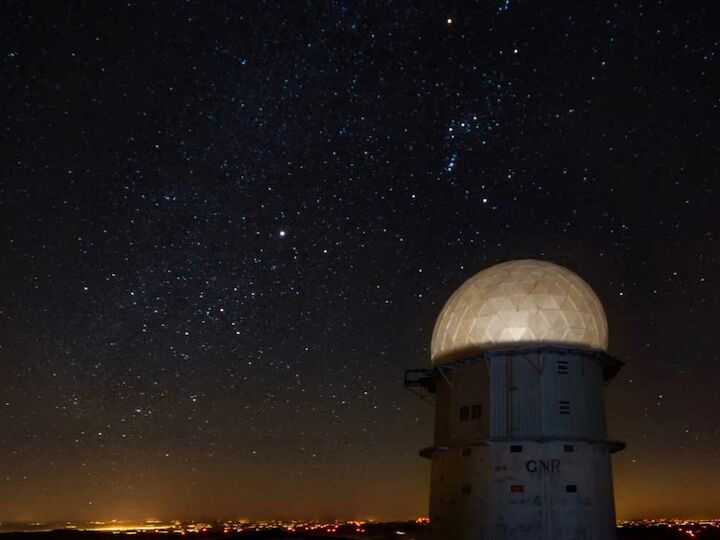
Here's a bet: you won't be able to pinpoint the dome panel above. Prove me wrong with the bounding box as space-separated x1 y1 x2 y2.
431 259 609 365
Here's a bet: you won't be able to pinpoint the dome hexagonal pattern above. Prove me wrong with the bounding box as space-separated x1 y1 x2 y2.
431 259 608 365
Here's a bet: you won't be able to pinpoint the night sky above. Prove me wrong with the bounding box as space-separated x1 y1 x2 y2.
1 0 718 523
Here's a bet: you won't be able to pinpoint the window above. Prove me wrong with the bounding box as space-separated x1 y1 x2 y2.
461 484 472 495
462 448 472 457
566 485 577 493
471 403 482 419
557 360 569 374
510 484 524 493
459 406 469 421
563 444 575 452
510 445 523 453
558 400 571 415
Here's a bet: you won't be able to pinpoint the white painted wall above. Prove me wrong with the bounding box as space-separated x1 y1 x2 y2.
426 350 621 540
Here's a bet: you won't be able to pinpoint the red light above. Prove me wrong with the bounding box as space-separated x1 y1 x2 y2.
510 484 524 493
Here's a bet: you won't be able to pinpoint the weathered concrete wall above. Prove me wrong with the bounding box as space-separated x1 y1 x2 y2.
427 350 620 540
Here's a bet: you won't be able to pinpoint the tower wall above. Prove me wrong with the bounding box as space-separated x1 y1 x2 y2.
426 349 621 540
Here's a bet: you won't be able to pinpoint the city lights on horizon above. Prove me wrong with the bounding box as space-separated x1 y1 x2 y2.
3 516 720 535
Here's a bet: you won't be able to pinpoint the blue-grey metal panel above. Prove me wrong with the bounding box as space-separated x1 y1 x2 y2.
510 354 543 438
541 352 559 438
489 356 508 438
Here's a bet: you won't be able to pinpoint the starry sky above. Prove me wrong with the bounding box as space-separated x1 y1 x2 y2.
1 0 718 523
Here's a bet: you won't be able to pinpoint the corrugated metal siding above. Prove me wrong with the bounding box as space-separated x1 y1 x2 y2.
434 372 453 445
556 351 573 437
487 350 608 441
510 354 543 438
585 357 607 438
540 354 559 438
489 356 507 438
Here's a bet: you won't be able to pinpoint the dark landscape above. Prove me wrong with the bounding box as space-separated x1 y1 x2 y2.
3 521 720 540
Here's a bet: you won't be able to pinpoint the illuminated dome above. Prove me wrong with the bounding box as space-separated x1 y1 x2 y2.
431 259 608 365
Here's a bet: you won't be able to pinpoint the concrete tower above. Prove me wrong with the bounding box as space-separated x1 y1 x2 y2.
405 260 624 540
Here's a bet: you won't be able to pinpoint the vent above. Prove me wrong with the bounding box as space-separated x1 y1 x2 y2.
510 445 523 453
566 485 577 493
471 403 482 419
558 400 571 415
557 360 569 374
563 444 575 452
461 484 472 495
462 448 472 457
459 406 469 421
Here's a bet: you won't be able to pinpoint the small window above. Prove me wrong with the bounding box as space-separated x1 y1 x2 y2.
563 444 575 452
510 445 523 453
471 403 482 419
558 400 571 415
462 448 472 457
510 484 524 493
557 360 569 374
461 484 472 495
566 485 577 493
459 406 469 421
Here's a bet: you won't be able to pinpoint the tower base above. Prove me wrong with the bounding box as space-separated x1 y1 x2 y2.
428 440 618 540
